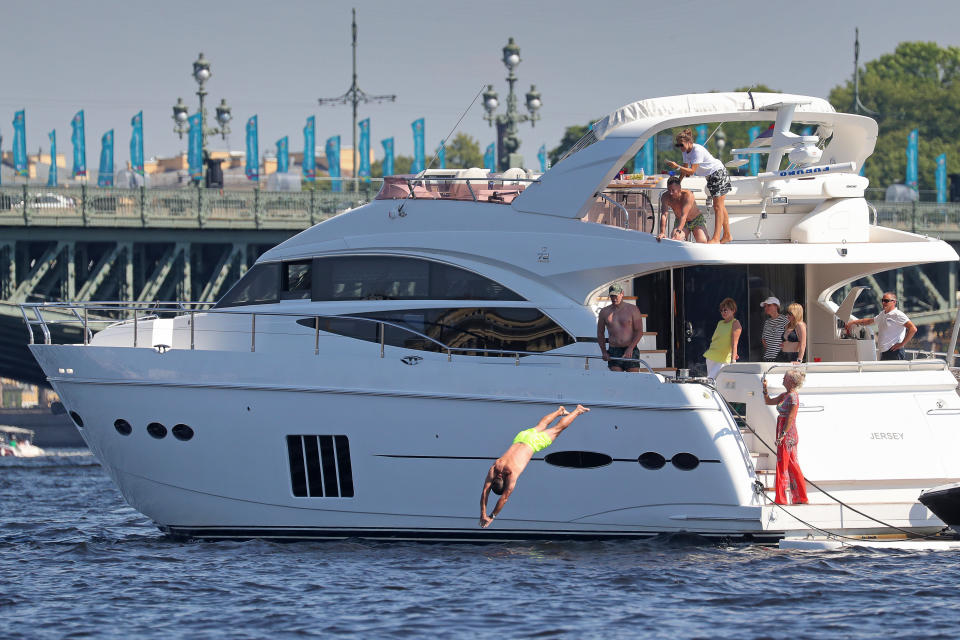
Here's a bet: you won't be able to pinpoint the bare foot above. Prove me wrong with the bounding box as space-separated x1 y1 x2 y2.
720 237 732 244
558 406 569 416
707 238 721 244
574 404 590 414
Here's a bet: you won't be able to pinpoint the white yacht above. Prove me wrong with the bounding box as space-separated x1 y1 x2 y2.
23 93 960 542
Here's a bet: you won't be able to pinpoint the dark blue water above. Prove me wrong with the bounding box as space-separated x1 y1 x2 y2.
4 453 960 639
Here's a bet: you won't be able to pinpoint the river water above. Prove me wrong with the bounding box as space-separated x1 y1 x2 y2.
3 452 960 639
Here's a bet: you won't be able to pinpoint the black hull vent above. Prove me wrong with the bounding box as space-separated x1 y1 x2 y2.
286 435 355 498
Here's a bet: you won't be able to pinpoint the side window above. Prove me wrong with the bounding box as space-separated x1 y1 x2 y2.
311 256 524 301
282 260 312 300
215 263 281 308
300 308 574 356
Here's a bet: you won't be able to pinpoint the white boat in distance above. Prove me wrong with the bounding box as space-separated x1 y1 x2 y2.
22 93 960 542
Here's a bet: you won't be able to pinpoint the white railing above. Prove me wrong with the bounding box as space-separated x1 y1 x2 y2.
18 301 658 375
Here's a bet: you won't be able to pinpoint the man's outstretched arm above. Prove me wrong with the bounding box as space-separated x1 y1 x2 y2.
482 478 517 528
479 466 496 526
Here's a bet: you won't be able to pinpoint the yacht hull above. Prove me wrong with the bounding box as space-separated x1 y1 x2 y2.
33 343 776 541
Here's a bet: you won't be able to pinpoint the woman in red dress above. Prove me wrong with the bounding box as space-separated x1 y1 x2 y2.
762 370 809 505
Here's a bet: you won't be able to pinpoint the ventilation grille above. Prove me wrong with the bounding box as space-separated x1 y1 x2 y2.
286 435 355 498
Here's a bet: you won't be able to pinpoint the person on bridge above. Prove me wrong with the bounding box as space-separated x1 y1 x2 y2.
763 370 809 505
479 405 590 528
844 292 917 360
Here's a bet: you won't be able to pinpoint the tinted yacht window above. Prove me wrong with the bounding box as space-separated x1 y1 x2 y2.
303 307 574 356
282 260 312 299
312 256 523 301
215 263 281 308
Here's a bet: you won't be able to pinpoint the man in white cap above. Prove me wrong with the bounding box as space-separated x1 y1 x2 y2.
597 283 646 372
760 296 789 362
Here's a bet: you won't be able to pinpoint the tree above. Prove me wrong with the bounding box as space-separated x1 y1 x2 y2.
371 155 416 177
828 42 960 190
444 133 484 169
548 123 593 166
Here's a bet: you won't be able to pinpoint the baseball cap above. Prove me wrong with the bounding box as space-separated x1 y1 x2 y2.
760 296 780 307
609 284 624 295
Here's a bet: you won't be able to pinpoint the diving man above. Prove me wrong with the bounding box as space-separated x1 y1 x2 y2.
479 405 590 528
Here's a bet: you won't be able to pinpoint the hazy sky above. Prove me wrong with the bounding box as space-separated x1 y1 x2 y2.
4 0 959 169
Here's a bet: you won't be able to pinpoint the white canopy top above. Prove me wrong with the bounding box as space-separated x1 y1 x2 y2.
592 92 836 140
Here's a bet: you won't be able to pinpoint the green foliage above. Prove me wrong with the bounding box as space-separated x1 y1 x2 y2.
371 155 416 177
829 41 960 190
443 133 484 169
549 123 593 166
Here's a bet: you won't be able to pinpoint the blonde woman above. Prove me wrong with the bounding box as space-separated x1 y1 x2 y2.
762 370 809 505
777 303 807 363
665 128 732 244
702 298 741 379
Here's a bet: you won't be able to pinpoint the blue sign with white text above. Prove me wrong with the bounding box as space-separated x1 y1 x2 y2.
71 110 86 177
98 130 114 187
277 136 289 173
303 116 316 181
130 111 144 176
381 137 394 177
411 118 425 173
326 135 341 192
936 153 947 204
188 113 203 181
906 128 919 191
358 118 371 180
47 130 57 187
245 116 259 181
13 110 27 177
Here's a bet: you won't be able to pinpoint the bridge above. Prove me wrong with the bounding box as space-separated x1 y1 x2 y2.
1 183 958 384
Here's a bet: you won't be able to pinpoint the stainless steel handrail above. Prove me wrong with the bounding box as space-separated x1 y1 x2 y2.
597 193 630 229
18 301 659 375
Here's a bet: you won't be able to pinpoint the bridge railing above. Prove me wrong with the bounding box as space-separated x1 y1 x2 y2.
0 183 382 229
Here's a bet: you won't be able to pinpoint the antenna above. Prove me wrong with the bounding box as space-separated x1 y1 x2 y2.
851 28 878 116
318 8 397 191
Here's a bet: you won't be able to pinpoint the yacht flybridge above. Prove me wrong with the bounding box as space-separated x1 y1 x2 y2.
22 93 960 542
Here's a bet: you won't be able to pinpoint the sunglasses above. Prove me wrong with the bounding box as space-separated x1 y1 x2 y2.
881 298 895 303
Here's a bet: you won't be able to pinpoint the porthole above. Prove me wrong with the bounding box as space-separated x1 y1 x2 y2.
543 451 613 469
671 452 700 471
147 422 167 439
638 451 666 470
114 419 132 436
69 411 84 428
172 424 194 441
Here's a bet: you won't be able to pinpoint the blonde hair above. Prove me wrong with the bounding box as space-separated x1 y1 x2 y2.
719 297 737 313
674 128 694 146
784 369 806 389
786 302 804 327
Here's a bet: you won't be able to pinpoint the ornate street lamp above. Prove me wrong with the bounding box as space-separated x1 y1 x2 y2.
171 52 232 183
482 37 542 172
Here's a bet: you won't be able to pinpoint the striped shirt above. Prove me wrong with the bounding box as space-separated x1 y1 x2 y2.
762 315 790 360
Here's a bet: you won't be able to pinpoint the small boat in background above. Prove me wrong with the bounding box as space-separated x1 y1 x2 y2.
919 483 960 534
0 425 46 457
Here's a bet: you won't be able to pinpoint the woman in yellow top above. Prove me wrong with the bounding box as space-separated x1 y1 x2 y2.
703 298 742 379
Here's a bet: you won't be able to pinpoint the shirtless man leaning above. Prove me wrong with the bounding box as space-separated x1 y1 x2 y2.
597 283 645 372
479 404 590 528
657 175 708 243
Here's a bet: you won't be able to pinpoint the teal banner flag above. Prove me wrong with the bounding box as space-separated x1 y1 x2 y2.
187 113 203 181
381 137 394 177
358 118 371 180
537 144 547 172
325 135 341 192
303 116 316 181
436 142 446 169
97 130 114 187
936 153 947 204
71 110 86 177
130 111 144 176
411 118 425 173
245 116 259 181
276 136 289 173
13 110 27 177
801 126 813 137
695 125 708 145
906 128 919 191
633 137 655 175
47 130 57 187
748 126 761 176
484 143 495 171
